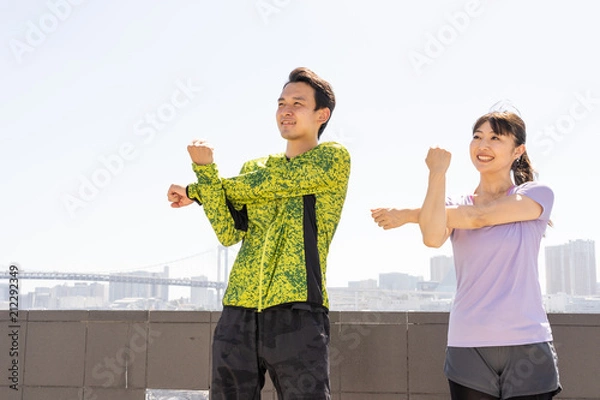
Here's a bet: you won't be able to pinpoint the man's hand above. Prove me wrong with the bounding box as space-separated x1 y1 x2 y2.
187 139 214 165
168 184 194 208
371 207 418 230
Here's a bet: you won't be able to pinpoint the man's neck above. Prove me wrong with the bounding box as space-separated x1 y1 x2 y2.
285 138 319 159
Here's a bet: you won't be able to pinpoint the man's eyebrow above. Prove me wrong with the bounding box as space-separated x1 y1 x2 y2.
278 96 307 102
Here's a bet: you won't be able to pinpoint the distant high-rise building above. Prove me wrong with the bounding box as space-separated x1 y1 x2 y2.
109 266 170 302
52 282 106 298
546 239 597 296
379 272 422 291
52 282 107 309
191 275 217 309
430 255 454 282
24 287 52 309
429 255 456 292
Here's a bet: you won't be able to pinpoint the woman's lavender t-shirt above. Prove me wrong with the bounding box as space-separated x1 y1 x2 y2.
447 181 554 347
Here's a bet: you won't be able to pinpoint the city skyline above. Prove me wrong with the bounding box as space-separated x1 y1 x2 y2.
4 237 597 309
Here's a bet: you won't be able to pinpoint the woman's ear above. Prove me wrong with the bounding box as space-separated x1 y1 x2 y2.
515 144 526 159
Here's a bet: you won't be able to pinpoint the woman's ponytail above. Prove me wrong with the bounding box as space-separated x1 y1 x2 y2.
512 151 534 186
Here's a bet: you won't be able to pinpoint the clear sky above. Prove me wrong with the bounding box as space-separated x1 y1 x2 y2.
2 0 599 295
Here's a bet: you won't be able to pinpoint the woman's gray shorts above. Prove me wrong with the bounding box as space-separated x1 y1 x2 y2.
444 342 561 398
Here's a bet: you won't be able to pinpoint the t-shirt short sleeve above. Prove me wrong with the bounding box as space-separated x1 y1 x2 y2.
513 181 554 222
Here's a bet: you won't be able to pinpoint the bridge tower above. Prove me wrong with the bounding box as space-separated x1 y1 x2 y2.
216 245 229 302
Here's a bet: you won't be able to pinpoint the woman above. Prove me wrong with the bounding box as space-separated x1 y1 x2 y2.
372 111 561 399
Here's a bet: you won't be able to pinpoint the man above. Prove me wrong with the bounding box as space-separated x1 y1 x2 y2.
167 67 350 399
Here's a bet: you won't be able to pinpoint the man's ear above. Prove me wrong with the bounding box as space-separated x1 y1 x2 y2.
317 107 331 123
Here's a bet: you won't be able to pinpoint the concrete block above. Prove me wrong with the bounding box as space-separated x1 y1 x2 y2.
407 323 448 394
335 323 407 393
24 321 86 387
147 322 211 389
85 322 148 389
551 325 600 399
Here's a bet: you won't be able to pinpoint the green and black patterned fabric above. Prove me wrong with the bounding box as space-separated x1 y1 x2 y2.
187 142 351 311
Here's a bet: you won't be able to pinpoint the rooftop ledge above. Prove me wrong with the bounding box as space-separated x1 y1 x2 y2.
1 311 598 399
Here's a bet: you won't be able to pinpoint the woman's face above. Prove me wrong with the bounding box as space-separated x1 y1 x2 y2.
470 120 525 175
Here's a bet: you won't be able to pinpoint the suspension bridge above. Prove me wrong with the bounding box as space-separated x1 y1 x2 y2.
1 246 234 292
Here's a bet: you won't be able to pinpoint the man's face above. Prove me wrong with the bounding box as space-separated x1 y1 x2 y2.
276 82 328 141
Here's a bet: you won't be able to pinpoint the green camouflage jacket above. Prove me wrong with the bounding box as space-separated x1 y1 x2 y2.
186 141 350 311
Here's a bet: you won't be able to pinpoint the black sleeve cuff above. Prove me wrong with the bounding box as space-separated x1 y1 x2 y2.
186 185 202 206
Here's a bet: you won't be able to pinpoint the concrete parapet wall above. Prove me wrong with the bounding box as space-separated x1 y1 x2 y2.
1 311 598 399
